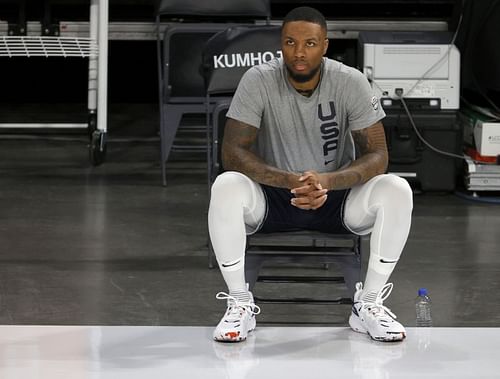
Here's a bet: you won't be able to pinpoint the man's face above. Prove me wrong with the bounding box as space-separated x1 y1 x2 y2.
281 21 328 84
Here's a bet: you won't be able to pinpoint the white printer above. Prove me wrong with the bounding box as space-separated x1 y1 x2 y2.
358 32 460 110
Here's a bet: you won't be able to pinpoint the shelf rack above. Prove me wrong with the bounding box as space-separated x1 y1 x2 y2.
0 0 109 165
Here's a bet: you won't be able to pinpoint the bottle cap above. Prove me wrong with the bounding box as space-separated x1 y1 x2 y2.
418 288 428 296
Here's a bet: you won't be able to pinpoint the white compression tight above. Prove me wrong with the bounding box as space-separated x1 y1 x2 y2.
208 171 413 299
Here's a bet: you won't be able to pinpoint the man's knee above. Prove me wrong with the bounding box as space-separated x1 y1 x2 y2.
385 174 413 206
374 174 413 210
211 171 251 196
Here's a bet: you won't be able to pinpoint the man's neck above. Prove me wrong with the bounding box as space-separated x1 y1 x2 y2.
295 88 315 97
289 72 321 98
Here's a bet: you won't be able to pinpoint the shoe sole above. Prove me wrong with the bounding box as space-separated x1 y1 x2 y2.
349 314 406 342
213 317 256 343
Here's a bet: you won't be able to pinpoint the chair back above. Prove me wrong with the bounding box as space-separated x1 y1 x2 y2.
162 24 235 101
157 0 270 18
202 25 281 96
209 102 231 183
158 0 271 102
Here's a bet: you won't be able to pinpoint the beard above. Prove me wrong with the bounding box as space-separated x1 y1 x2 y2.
285 62 322 83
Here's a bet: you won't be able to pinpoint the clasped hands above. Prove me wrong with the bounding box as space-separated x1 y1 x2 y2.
290 171 328 210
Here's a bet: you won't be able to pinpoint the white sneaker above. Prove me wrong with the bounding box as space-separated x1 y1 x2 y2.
213 292 261 342
349 282 406 342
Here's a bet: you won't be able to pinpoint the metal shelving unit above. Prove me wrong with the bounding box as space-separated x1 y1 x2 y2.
54 19 448 41
0 0 109 165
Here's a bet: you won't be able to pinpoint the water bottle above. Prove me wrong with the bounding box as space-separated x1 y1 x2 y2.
415 288 432 327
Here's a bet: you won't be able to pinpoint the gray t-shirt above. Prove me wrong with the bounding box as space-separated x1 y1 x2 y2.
226 57 385 173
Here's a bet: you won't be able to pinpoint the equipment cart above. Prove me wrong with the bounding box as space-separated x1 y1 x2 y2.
0 0 109 165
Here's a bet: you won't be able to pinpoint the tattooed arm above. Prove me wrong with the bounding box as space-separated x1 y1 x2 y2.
222 118 304 189
322 121 388 190
297 122 388 193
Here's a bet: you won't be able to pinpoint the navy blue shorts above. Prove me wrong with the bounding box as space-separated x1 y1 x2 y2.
258 184 350 234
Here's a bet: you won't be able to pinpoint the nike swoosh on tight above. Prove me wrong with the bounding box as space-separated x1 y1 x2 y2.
221 261 240 268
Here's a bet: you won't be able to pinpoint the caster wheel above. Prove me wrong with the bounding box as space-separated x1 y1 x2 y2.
90 130 107 166
87 111 97 139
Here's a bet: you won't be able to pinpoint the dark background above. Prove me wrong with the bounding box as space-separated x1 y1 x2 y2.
0 0 498 121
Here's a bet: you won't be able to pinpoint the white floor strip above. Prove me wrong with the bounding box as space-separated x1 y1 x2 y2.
0 326 498 378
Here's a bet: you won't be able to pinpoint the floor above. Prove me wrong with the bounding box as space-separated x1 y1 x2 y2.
1 325 499 378
0 118 500 375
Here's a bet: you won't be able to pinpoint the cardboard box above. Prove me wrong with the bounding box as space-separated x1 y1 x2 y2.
474 122 500 156
460 108 500 156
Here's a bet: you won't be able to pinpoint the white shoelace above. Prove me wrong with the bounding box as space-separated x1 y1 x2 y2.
216 292 261 320
358 283 397 320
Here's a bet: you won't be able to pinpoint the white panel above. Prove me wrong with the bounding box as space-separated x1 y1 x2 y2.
373 44 450 80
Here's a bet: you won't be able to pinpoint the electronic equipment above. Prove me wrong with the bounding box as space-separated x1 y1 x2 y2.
358 31 460 110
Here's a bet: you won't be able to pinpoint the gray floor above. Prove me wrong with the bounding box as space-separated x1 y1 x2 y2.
0 132 500 328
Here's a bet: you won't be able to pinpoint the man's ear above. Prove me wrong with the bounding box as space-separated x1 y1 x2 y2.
323 38 329 55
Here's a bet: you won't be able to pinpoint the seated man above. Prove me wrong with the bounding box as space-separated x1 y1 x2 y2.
208 6 413 342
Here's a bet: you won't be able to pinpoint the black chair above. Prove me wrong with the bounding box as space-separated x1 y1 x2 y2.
156 0 271 186
203 27 362 305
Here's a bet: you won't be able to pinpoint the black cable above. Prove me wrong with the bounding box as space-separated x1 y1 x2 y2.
397 95 467 160
396 92 496 166
393 0 464 98
398 94 500 198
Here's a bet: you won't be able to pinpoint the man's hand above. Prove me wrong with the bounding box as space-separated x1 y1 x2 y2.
290 171 328 210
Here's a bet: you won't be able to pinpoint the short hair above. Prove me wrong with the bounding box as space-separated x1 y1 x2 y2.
282 6 327 31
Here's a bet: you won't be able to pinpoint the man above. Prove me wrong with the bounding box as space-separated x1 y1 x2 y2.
208 6 413 343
